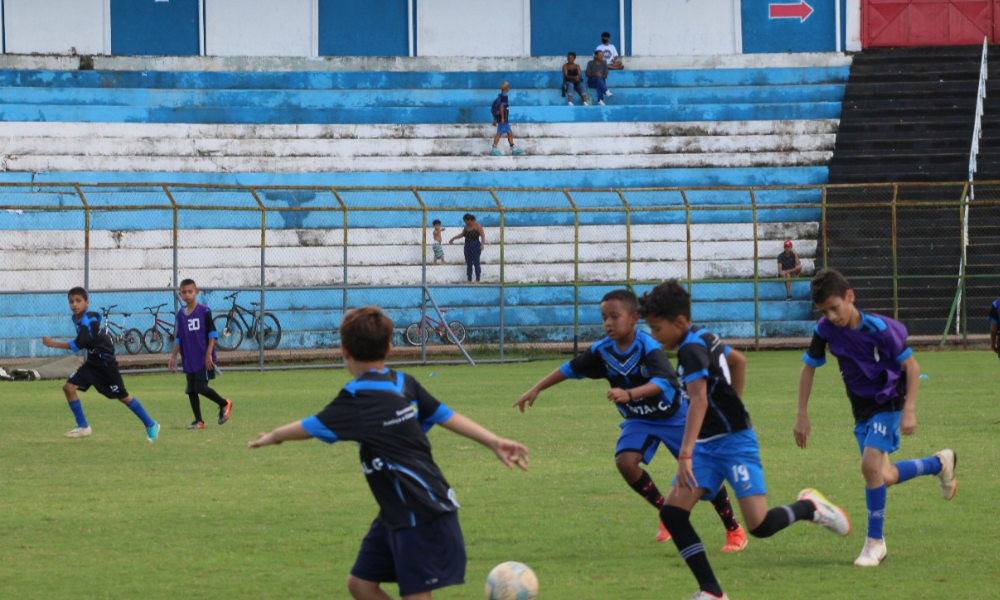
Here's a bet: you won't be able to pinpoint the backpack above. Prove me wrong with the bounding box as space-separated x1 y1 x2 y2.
490 94 504 119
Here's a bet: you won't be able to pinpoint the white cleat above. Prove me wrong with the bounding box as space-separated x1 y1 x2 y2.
935 449 958 500
687 592 729 600
799 488 851 536
605 89 614 97
854 537 887 567
64 426 92 439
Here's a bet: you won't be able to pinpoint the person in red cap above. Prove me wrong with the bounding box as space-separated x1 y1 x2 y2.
778 241 802 300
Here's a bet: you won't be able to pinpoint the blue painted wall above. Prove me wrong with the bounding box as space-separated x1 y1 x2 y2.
319 0 409 57
110 0 200 56
741 0 837 53
530 0 621 57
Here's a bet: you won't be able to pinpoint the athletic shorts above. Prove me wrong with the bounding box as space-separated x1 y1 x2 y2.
615 404 689 465
350 512 466 596
67 361 129 400
683 428 767 501
433 242 444 260
854 411 901 455
184 368 216 394
496 122 512 134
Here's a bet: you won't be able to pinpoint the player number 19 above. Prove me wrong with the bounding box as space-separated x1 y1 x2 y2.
731 464 750 482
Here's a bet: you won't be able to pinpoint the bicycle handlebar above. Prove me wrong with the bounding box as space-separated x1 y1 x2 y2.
143 303 168 312
100 305 118 313
223 292 240 300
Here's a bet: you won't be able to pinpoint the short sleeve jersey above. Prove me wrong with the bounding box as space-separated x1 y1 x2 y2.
675 326 751 441
989 298 1000 325
301 369 457 531
69 311 116 366
802 311 913 421
778 251 798 271
499 93 509 121
559 331 682 421
173 303 218 374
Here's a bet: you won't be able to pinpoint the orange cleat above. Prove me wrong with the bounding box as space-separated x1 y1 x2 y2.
721 524 748 553
657 520 672 543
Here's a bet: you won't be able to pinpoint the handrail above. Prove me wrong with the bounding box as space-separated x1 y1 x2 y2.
969 36 988 181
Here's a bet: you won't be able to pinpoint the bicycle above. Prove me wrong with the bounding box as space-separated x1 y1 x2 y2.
98 305 144 355
404 302 467 346
213 292 282 351
141 303 176 354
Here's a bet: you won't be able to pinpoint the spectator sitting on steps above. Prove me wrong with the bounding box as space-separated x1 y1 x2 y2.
778 240 802 300
562 52 588 106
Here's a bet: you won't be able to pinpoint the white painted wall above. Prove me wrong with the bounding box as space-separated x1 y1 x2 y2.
632 0 740 55
417 0 527 57
846 0 862 52
205 0 315 57
3 0 108 55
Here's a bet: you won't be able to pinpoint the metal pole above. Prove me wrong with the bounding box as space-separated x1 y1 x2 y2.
249 188 266 371
163 185 180 314
75 185 89 289
750 189 760 350
891 184 899 321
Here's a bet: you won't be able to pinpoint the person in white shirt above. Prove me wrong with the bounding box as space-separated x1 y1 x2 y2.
596 31 624 96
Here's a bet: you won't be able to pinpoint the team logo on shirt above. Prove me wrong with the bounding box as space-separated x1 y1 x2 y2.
382 405 417 427
640 365 649 377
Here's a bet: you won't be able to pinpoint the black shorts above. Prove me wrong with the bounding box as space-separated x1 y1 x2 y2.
67 362 129 399
350 512 465 596
185 368 216 394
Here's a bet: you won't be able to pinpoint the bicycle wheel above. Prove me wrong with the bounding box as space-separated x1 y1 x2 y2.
256 312 282 350
143 328 165 354
214 315 243 351
446 321 467 344
404 323 428 345
123 328 144 355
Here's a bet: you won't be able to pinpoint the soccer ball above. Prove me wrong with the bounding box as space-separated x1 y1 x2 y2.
485 561 538 600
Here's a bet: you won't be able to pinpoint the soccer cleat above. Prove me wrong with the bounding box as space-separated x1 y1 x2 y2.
64 426 92 439
512 148 525 156
187 421 205 430
219 399 232 425
146 421 160 443
656 520 672 543
568 100 574 106
935 449 958 500
605 90 614 97
853 537 887 567
721 524 748 553
598 100 606 106
0 367 12 381
687 592 728 600
798 488 851 536
489 149 502 156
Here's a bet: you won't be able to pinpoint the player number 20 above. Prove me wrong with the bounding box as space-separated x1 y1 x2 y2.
187 318 201 331
731 464 750 482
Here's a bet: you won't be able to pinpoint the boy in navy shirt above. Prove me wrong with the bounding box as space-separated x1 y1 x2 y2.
515 290 747 551
796 269 957 567
168 279 232 429
640 280 849 600
250 306 528 600
42 287 160 442
989 296 999 357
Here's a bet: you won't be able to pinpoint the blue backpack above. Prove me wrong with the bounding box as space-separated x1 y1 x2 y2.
490 94 504 119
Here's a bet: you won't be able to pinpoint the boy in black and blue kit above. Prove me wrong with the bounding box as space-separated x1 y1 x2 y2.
515 290 747 551
42 286 160 442
640 280 849 600
250 306 528 600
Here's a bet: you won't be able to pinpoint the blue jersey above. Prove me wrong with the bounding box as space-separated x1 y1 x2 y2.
989 298 999 325
69 311 116 366
675 326 751 441
173 304 218 374
560 330 682 421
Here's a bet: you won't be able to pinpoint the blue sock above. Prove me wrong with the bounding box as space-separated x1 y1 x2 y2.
125 398 156 428
68 399 88 428
866 485 887 540
894 456 942 484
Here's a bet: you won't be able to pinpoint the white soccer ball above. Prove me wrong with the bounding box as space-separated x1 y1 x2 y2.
485 561 538 600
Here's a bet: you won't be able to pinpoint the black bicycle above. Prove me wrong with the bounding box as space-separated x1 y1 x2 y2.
141 303 175 354
99 305 144 355
213 292 282 351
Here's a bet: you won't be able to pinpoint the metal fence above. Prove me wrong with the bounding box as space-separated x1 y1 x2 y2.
2 181 997 367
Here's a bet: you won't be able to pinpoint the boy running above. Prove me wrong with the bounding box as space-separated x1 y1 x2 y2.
640 280 850 600
515 290 747 551
796 269 957 567
42 287 160 442
168 279 232 429
250 306 529 600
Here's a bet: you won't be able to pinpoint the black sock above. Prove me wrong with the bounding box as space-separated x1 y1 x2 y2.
749 500 815 538
200 387 227 407
711 487 740 531
188 393 203 422
628 470 667 509
660 505 723 597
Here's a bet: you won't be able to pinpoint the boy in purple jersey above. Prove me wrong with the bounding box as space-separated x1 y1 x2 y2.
795 269 957 568
989 296 1000 358
168 279 232 429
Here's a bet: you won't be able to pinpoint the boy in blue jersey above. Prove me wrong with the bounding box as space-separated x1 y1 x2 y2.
250 306 529 600
796 269 957 567
490 81 524 156
640 280 850 600
168 279 232 430
41 287 160 442
515 290 748 551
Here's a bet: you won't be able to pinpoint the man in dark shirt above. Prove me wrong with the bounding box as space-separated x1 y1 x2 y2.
585 50 610 105
777 240 802 300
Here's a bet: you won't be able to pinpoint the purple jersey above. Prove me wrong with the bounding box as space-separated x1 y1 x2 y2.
803 311 913 421
174 303 218 374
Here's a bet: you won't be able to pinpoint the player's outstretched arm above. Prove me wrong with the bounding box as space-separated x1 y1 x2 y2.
41 336 71 350
440 412 529 471
513 368 567 412
900 355 920 435
249 421 312 448
794 365 816 448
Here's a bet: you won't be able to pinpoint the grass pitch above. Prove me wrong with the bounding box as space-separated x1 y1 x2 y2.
1 351 997 600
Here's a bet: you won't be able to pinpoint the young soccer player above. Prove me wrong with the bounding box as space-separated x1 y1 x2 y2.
989 295 999 358
249 306 529 600
795 269 957 567
167 279 232 429
514 289 748 551
640 280 850 600
42 287 160 442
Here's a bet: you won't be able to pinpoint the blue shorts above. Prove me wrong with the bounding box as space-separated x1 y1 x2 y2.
684 429 767 500
351 512 465 596
496 122 512 134
615 405 688 465
854 411 901 455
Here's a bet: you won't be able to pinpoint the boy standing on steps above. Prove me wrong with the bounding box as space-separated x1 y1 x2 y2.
490 81 525 156
168 279 232 430
431 219 446 264
42 286 160 442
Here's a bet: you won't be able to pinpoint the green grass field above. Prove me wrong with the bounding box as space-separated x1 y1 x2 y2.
2 351 998 600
